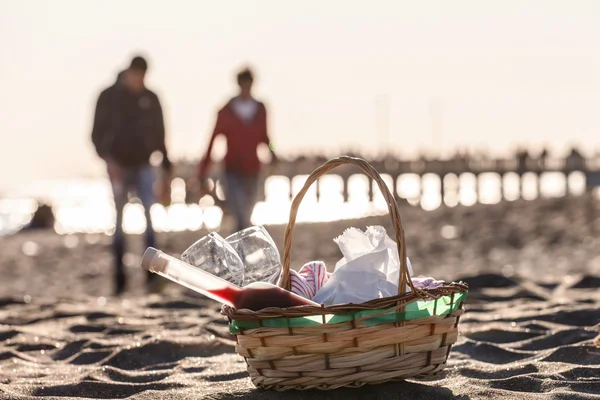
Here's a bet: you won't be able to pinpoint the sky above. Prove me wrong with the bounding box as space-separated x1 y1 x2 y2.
1 0 600 188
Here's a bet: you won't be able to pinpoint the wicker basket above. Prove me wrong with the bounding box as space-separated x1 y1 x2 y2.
222 156 468 391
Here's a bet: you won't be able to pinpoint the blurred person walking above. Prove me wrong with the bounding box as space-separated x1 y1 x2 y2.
198 67 278 232
91 56 172 295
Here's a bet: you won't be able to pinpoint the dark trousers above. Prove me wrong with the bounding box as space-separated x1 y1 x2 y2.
110 164 156 291
224 172 259 232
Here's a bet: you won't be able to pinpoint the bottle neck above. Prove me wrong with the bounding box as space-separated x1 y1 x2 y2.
145 248 242 308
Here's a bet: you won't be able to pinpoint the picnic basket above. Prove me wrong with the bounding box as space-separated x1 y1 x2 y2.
221 156 468 391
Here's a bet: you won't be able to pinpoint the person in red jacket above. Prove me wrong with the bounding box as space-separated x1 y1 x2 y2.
198 68 278 231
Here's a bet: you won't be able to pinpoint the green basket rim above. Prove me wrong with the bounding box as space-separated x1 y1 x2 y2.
229 291 467 334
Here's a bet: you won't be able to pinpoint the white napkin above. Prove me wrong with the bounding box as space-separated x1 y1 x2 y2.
312 226 413 305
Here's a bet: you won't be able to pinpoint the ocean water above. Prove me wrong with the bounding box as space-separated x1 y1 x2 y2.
0 172 587 236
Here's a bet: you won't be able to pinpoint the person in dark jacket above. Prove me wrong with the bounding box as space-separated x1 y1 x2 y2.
198 67 278 232
91 56 172 295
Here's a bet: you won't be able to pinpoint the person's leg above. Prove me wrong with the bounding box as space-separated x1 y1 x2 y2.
224 172 247 232
110 172 129 295
135 165 157 283
240 175 260 229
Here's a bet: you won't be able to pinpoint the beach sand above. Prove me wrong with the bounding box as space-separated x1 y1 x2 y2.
1 196 599 399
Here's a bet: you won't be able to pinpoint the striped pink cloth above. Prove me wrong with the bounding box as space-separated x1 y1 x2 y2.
289 261 331 300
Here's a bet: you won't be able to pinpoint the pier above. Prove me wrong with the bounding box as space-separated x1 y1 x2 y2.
172 150 600 206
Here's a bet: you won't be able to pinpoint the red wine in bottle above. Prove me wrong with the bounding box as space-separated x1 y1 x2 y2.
141 248 318 311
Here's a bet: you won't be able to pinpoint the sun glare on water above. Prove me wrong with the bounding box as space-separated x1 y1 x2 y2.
0 172 586 235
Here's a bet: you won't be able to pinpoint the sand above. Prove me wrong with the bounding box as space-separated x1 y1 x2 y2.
0 196 599 399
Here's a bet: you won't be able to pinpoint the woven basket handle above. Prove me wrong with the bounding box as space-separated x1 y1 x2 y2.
280 156 414 296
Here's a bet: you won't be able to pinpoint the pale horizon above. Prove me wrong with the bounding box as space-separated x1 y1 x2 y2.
2 0 600 189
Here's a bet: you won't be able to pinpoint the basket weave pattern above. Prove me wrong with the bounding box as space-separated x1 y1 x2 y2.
222 157 467 391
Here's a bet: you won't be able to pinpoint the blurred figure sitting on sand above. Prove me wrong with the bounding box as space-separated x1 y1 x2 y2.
24 203 55 230
197 67 278 232
91 56 172 295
